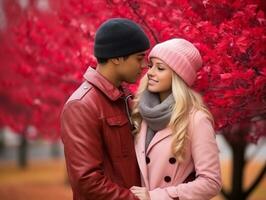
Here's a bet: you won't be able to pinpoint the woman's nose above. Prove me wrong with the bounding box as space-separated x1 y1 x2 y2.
147 65 155 76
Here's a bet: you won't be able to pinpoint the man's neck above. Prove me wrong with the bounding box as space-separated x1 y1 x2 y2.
96 64 121 87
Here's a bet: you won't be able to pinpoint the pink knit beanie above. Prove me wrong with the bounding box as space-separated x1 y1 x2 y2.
148 38 203 86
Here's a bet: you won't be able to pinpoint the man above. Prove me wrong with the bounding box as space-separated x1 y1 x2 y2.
61 18 150 200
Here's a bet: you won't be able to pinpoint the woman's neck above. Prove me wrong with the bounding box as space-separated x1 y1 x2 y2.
159 90 172 102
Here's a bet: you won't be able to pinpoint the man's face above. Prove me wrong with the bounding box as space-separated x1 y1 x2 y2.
116 51 146 83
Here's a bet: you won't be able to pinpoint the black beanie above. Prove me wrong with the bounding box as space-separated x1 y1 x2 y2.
94 18 150 59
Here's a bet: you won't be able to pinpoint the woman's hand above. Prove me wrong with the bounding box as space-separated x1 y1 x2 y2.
130 186 151 200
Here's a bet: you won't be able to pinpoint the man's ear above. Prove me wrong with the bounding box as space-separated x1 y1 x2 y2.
110 57 122 65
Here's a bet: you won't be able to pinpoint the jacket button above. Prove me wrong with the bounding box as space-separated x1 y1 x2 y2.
169 157 176 164
146 156 150 164
164 176 171 183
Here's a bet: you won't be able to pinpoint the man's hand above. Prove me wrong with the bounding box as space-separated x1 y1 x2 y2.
130 186 151 200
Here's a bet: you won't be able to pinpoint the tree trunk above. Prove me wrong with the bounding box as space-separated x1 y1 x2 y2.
230 141 247 200
222 132 266 200
0 128 5 155
50 141 61 158
18 134 28 168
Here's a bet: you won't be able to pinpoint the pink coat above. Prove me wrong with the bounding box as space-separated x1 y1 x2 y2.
134 110 222 200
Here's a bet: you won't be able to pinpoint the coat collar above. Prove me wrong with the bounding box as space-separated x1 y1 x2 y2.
146 127 172 154
83 67 125 101
140 121 172 155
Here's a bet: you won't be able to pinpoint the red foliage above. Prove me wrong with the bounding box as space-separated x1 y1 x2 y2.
0 0 265 142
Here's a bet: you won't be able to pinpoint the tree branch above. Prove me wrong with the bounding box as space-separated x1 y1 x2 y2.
125 0 159 43
220 187 230 199
244 161 266 198
106 0 159 43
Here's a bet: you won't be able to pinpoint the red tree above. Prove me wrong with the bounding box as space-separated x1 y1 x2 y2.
0 0 265 199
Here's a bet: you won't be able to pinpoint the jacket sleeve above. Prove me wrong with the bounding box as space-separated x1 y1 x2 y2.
148 111 222 200
61 100 139 200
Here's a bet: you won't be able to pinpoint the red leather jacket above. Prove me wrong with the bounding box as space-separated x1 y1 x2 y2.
61 67 140 200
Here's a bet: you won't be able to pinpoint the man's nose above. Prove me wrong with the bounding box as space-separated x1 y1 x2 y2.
141 60 148 69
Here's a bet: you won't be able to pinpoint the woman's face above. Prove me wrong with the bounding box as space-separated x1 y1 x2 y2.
147 57 172 100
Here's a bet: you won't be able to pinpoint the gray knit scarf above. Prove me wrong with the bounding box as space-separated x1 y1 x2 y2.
139 90 174 151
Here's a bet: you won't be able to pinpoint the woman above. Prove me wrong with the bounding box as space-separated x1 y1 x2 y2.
130 38 222 200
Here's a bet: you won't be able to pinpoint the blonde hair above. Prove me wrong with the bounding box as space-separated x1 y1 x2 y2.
131 72 213 162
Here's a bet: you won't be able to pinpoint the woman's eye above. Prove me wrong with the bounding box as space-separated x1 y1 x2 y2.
147 64 153 68
157 67 164 71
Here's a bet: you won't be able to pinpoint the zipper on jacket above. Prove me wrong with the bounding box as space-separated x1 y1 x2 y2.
123 94 134 130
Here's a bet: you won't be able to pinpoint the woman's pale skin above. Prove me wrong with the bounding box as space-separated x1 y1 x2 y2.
130 57 173 200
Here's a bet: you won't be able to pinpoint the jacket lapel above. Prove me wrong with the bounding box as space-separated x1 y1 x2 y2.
146 126 172 155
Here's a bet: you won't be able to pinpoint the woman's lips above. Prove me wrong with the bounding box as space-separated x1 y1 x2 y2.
148 78 158 85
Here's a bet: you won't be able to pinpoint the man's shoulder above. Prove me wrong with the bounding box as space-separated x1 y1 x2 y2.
61 81 101 120
66 81 94 104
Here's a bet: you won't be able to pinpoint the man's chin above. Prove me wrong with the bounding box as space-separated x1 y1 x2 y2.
125 78 137 84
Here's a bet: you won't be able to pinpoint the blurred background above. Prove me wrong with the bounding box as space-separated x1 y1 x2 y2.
0 0 265 200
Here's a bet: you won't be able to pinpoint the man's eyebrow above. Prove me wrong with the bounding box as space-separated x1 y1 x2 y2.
137 53 146 57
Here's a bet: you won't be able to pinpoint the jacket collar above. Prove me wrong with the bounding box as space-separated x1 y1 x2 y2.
83 67 125 101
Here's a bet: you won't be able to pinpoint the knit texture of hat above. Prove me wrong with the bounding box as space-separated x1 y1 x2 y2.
148 38 202 86
94 18 150 59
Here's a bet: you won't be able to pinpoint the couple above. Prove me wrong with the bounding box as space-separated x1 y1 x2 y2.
61 18 222 200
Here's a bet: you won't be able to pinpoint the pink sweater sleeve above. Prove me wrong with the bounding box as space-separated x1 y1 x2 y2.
149 111 222 200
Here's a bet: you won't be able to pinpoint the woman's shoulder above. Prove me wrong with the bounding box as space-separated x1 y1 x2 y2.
189 108 213 130
187 109 216 143
189 108 209 121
